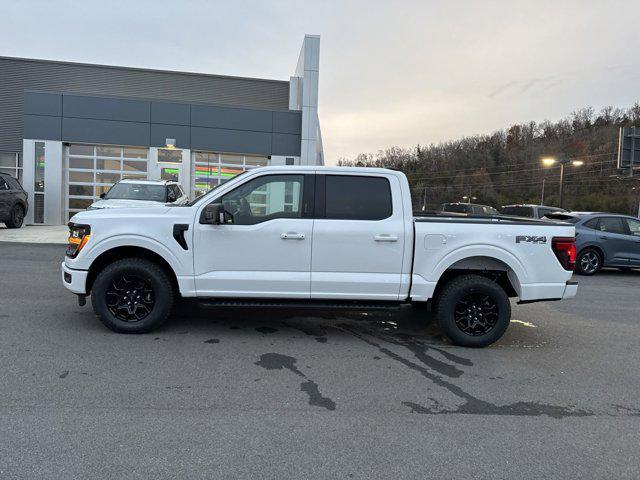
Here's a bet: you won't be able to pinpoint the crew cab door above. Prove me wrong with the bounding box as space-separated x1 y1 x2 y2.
311 173 407 300
193 173 314 298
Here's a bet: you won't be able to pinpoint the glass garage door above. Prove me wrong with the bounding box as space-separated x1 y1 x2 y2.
64 144 149 220
191 152 267 199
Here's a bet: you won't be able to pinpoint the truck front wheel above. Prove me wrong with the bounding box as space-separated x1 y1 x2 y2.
435 274 511 347
91 258 174 333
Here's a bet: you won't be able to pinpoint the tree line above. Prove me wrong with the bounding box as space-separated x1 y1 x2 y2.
338 104 640 214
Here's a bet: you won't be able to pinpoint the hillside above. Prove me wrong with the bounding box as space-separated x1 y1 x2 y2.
338 104 640 215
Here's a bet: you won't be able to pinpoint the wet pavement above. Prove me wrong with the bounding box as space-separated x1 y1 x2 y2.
1 243 639 479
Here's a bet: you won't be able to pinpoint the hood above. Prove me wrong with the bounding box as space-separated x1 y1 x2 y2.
89 198 167 209
70 205 173 224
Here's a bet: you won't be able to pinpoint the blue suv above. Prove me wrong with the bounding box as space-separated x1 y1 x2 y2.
547 212 640 275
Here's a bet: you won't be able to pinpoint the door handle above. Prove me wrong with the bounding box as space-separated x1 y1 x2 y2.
374 234 398 242
281 232 305 240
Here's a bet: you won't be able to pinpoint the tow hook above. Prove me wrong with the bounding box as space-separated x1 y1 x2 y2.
77 294 86 307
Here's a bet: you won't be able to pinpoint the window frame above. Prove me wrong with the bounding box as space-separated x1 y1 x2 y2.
315 174 394 221
212 173 314 225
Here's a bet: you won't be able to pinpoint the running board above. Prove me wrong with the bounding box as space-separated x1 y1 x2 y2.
194 299 403 310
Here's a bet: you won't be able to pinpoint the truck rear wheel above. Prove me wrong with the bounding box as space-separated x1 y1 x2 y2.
91 258 174 333
435 274 511 347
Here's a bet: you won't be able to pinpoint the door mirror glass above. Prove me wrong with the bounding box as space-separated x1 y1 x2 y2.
200 203 225 224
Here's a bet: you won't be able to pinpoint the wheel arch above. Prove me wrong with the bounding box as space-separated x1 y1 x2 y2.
86 246 180 295
432 255 521 300
578 244 605 263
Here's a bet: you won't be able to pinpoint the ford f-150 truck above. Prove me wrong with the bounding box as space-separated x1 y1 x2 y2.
62 166 578 347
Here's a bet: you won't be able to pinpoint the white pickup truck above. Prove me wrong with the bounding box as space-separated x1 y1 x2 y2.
62 166 578 347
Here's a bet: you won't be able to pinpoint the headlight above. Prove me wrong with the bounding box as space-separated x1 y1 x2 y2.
67 223 91 258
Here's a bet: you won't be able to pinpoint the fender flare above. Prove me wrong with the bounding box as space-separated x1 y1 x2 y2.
431 244 528 290
84 234 188 276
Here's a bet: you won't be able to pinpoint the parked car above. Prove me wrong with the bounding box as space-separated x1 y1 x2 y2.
62 166 577 348
89 179 188 210
501 204 566 219
441 202 499 216
546 212 640 275
0 172 28 228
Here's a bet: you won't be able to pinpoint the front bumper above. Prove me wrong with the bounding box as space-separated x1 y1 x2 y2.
61 262 89 295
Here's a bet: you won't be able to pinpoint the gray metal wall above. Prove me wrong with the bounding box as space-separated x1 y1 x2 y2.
0 56 291 153
24 91 301 156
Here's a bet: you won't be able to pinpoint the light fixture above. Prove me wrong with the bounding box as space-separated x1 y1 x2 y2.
542 157 557 166
165 138 176 149
571 160 584 166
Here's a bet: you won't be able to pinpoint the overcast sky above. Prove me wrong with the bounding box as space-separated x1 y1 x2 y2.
2 0 639 163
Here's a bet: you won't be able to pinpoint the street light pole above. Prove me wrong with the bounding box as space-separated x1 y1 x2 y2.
558 162 565 209
541 156 584 209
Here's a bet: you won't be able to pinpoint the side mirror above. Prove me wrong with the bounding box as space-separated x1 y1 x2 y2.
99 192 106 199
200 203 225 225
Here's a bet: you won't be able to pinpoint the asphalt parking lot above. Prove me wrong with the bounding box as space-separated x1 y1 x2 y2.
1 242 639 479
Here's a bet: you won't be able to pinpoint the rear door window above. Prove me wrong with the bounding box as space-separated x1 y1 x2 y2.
597 217 626 234
625 218 640 237
325 175 392 220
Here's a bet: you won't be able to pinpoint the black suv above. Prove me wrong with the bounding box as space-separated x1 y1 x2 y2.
0 173 28 228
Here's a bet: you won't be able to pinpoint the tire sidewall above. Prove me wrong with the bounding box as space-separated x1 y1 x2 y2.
576 249 600 276
91 259 173 333
7 205 24 228
437 277 511 348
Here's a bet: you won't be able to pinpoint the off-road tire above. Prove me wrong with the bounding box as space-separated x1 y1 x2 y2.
91 258 174 333
435 274 511 347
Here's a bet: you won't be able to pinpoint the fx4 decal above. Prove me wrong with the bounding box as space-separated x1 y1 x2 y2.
516 235 547 244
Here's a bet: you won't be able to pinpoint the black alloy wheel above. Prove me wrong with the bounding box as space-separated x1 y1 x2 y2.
105 274 155 322
453 293 499 336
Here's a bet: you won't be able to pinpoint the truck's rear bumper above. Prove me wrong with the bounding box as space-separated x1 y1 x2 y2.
61 262 88 295
518 280 578 303
562 280 578 299
519 280 578 302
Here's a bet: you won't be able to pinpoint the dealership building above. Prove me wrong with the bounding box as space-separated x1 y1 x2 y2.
0 35 323 224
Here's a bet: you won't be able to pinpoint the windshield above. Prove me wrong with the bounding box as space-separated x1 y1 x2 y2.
502 206 533 217
442 203 469 213
105 183 166 202
186 171 249 207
